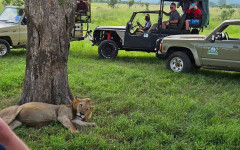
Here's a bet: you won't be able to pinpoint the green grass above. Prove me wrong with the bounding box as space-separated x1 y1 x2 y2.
1 3 240 150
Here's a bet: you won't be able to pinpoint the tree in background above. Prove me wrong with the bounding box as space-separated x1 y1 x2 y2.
219 4 235 21
108 0 118 8
145 2 149 11
128 0 134 8
2 0 24 6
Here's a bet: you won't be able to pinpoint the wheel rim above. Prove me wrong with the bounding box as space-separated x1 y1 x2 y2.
170 57 184 72
101 43 116 58
0 44 7 56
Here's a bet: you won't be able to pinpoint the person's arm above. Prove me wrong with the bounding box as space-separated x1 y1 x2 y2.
177 2 182 8
142 22 151 31
195 8 202 19
0 118 29 150
137 21 143 28
163 11 170 16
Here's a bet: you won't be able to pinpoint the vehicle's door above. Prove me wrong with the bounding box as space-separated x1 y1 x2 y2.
124 32 159 51
201 25 240 70
123 13 160 51
19 14 27 45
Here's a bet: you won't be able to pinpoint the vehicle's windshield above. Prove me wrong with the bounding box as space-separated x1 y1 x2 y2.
0 7 23 24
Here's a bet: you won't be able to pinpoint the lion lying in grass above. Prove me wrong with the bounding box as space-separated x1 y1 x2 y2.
0 97 96 133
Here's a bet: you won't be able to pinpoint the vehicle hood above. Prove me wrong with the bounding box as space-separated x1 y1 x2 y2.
0 22 16 28
95 26 126 31
164 34 207 40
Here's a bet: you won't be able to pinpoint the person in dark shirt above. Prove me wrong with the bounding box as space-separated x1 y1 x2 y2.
162 3 180 29
76 0 88 13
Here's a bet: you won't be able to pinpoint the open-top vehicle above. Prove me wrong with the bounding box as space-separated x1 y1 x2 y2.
91 0 209 59
158 20 240 73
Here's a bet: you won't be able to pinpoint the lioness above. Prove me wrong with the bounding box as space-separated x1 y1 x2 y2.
0 97 96 133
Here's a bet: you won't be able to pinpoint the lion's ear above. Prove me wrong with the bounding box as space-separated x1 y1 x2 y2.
90 106 95 110
72 98 79 109
86 98 92 102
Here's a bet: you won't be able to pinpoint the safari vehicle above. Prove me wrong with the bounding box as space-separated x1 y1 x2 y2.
158 20 240 73
0 1 92 56
0 6 27 56
91 0 209 59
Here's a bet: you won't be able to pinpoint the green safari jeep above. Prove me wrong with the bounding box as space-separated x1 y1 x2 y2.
158 20 240 73
0 6 27 56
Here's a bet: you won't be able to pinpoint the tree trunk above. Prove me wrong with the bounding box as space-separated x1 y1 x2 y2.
18 0 76 105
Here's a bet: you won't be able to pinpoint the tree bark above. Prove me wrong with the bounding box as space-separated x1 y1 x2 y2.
18 0 76 105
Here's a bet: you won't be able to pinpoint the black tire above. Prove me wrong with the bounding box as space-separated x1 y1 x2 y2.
156 53 166 60
98 40 118 59
166 51 192 73
0 39 10 56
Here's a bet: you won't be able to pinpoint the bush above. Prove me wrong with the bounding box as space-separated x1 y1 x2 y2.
220 8 235 21
145 3 149 11
108 0 118 8
128 0 134 8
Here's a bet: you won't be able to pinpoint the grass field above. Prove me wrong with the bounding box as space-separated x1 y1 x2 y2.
1 3 240 150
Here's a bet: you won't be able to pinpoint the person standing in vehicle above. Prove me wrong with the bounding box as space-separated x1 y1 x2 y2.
162 3 180 29
185 1 201 30
134 14 152 35
177 0 190 13
76 0 88 13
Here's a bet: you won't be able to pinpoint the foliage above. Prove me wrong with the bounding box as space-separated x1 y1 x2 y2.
219 6 235 21
128 0 134 8
2 0 24 6
145 2 149 11
108 0 117 8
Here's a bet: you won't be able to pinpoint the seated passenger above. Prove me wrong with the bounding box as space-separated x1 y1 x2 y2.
15 9 24 24
76 0 88 13
177 0 190 13
162 3 180 29
185 1 202 30
134 14 152 35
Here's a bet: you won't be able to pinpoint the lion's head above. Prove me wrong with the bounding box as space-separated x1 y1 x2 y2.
72 97 94 121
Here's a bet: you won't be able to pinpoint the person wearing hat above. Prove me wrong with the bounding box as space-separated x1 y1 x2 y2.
134 13 152 35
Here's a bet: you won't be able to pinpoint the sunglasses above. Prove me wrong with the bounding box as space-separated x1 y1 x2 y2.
170 7 174 9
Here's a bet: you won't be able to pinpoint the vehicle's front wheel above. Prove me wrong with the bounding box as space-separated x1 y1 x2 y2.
166 51 192 73
98 40 118 59
0 39 10 56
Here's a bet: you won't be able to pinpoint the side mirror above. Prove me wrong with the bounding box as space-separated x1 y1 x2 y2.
211 35 215 43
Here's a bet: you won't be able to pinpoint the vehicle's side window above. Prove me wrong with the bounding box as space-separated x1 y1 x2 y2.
222 25 240 39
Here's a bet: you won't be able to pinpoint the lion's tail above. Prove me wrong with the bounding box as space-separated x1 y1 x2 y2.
0 106 22 124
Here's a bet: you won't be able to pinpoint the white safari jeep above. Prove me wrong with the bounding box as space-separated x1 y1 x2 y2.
0 6 27 56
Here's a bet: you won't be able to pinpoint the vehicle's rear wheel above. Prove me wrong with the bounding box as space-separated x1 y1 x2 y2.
166 51 192 73
98 40 118 59
0 39 10 56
